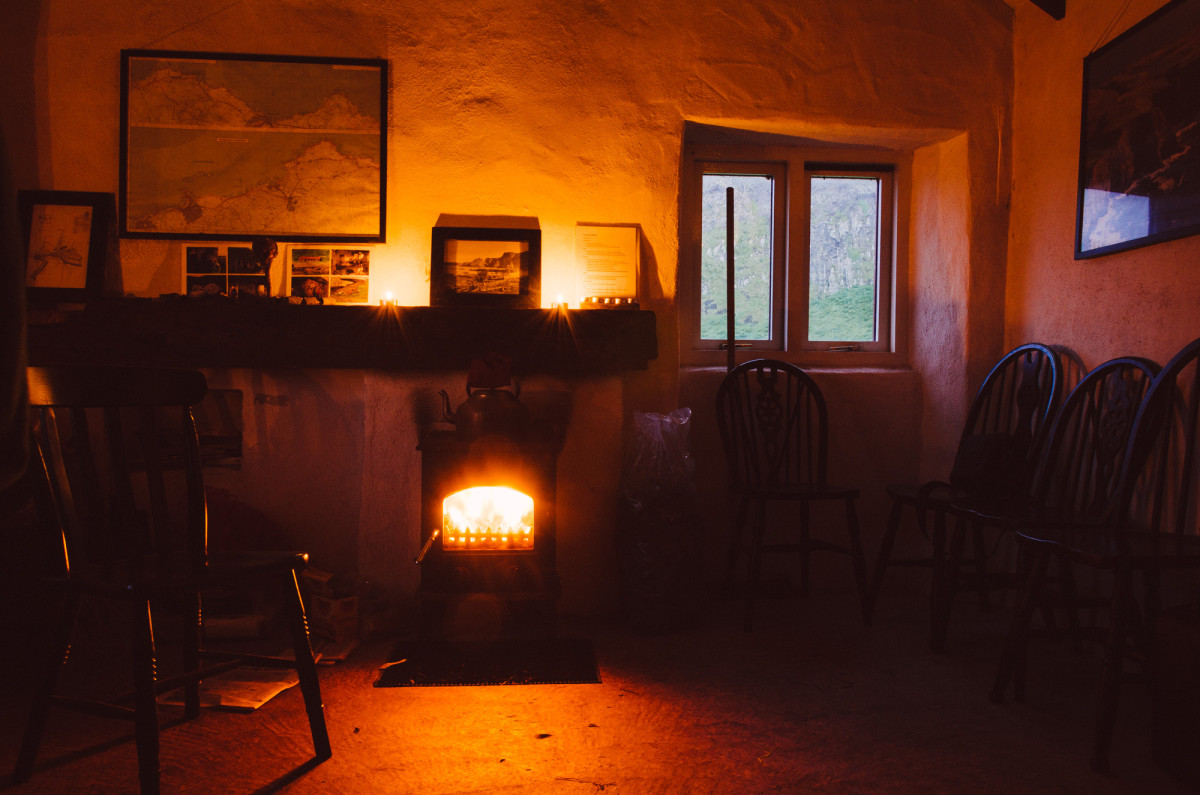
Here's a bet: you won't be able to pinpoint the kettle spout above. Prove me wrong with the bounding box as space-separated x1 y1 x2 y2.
438 389 456 424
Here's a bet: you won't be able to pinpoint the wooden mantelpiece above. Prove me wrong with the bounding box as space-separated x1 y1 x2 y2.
26 299 657 373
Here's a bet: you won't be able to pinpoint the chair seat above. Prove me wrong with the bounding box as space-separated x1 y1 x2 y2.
885 480 956 505
58 550 310 599
1018 526 1200 568
890 480 1030 523
744 483 858 501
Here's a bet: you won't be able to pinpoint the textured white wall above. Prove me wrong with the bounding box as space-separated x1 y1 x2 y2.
18 0 1019 616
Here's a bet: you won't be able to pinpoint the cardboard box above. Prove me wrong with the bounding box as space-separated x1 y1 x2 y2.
307 594 358 644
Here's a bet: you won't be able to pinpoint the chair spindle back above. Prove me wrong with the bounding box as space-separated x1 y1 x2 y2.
1029 357 1159 528
716 359 830 491
27 366 210 572
1119 337 1200 546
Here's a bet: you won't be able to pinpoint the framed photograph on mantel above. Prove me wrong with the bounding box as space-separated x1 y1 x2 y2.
1075 0 1200 259
119 49 387 243
19 190 113 303
430 227 542 308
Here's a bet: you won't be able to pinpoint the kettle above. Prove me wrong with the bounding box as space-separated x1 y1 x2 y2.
439 381 530 439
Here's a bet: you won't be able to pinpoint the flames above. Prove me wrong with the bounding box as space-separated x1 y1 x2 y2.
442 486 534 550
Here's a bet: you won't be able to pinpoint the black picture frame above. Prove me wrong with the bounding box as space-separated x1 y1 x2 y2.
430 227 542 308
119 49 387 243
1075 0 1200 259
19 190 113 303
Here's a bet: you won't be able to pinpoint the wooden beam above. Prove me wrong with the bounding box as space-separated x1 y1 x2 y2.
1031 0 1065 20
27 300 659 373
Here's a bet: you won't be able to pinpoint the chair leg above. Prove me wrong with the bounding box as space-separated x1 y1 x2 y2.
183 591 202 720
1057 558 1083 651
724 496 751 589
1092 566 1132 774
990 547 1048 704
971 521 992 612
844 497 869 625
865 498 904 625
1012 555 1051 704
744 499 767 632
927 508 950 652
932 512 971 653
285 569 332 760
14 592 79 784
797 499 811 597
131 599 162 795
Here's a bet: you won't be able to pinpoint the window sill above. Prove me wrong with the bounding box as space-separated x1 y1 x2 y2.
680 348 908 370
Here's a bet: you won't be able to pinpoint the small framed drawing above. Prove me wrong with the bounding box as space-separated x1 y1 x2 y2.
285 245 372 304
19 190 113 303
430 227 541 308
183 243 273 298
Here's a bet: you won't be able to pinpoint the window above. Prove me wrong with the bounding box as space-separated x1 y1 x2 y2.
682 144 903 364
801 164 894 352
694 162 787 351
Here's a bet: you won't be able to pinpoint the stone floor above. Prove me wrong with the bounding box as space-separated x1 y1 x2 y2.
0 587 1193 794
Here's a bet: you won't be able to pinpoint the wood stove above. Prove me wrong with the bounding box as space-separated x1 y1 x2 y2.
416 427 561 639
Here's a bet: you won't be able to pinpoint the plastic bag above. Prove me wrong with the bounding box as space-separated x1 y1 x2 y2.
619 408 701 634
622 408 695 504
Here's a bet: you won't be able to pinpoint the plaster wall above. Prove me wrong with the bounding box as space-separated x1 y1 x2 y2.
911 135 972 481
10 0 1018 614
1007 0 1200 369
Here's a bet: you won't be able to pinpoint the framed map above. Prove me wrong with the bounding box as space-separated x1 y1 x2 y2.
120 50 387 242
19 190 113 303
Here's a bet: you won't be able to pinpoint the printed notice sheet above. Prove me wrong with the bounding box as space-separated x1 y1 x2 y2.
575 224 639 300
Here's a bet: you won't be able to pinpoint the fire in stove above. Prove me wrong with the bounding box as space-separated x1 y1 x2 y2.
442 486 534 550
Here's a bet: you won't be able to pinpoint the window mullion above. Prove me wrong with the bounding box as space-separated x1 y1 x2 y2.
786 162 809 354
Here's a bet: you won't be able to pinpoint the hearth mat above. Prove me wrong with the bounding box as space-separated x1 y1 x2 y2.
374 637 601 687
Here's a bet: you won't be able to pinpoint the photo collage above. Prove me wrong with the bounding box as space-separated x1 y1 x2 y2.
184 244 271 298
181 244 372 304
287 246 372 305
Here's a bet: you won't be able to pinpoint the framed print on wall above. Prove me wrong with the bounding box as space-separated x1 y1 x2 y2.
430 227 542 308
285 244 373 304
1075 0 1200 259
182 244 273 298
19 190 113 303
119 49 387 243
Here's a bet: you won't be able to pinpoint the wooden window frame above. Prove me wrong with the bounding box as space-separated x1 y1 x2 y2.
680 142 909 368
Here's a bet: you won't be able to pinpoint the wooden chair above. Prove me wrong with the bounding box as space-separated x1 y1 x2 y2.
865 343 1062 650
717 359 868 631
991 341 1200 773
13 366 331 794
962 357 1159 653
